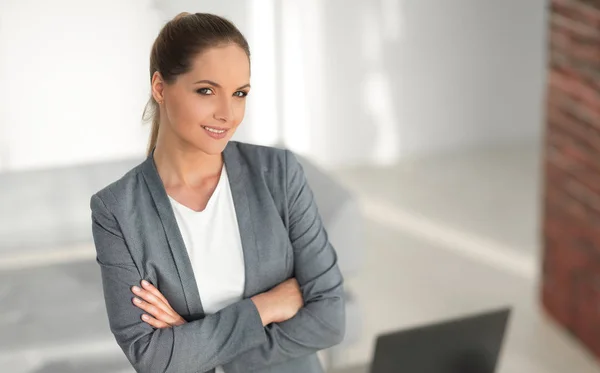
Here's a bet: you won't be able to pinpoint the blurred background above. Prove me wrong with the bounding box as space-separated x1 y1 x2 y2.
1 0 599 372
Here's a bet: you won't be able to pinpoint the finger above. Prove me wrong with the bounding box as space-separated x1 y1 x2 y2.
134 297 186 326
132 297 177 325
140 280 170 306
171 316 187 326
141 313 171 329
131 286 177 318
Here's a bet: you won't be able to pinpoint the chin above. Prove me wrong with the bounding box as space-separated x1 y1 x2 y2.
197 139 230 155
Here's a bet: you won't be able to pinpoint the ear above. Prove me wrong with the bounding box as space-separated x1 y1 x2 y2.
151 71 166 104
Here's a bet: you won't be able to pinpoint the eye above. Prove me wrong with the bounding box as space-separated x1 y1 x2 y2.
234 91 248 98
197 88 214 95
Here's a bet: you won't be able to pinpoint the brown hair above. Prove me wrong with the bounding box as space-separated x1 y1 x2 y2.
142 12 251 156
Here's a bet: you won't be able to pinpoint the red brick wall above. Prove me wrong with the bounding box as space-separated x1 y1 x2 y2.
542 0 600 359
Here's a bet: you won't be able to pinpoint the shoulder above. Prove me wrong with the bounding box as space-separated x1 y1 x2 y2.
229 140 301 174
230 141 287 165
90 160 146 212
228 141 308 202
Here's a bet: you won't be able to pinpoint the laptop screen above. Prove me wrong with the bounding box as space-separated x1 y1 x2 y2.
370 307 511 373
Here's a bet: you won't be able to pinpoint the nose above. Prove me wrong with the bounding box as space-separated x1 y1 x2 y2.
213 97 233 123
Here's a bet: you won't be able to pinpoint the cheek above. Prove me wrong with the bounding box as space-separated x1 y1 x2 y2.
170 95 213 127
232 100 247 124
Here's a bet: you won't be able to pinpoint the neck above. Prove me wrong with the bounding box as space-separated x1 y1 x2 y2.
152 138 223 188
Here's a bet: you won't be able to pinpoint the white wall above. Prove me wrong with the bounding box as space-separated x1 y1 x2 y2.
0 10 7 171
0 0 548 171
0 0 162 171
280 0 549 168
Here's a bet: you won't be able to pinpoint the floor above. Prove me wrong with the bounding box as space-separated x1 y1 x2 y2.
1 141 599 372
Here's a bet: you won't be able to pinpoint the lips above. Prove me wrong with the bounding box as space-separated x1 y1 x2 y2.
201 125 229 139
201 125 228 133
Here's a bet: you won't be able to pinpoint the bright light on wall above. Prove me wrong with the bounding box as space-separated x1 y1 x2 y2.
246 0 278 146
361 2 401 165
280 0 310 154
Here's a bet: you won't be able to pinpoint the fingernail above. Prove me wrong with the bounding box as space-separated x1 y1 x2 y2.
142 314 149 320
133 298 141 304
141 280 149 286
132 286 140 292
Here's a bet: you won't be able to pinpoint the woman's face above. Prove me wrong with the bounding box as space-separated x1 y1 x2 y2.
156 43 250 155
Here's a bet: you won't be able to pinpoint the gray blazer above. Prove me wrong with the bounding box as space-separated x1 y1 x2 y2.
90 141 345 373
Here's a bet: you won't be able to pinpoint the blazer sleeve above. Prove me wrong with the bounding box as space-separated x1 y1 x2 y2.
225 149 346 371
91 192 268 373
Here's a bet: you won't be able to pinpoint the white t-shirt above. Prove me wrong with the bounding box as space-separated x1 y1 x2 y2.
168 164 245 373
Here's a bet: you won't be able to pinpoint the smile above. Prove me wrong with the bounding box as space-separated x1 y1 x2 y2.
201 126 227 134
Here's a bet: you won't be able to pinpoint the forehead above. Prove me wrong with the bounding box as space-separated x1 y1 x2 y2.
184 44 250 86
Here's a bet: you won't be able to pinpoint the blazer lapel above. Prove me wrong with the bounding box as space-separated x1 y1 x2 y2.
223 142 261 298
140 142 261 319
140 147 204 318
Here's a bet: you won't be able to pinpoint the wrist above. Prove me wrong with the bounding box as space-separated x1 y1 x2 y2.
251 292 274 326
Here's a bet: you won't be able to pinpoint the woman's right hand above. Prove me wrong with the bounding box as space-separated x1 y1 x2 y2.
251 278 304 326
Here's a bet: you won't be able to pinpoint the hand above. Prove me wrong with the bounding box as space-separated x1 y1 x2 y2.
131 280 187 329
252 278 303 326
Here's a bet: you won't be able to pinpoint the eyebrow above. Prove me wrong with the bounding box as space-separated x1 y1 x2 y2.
194 79 251 90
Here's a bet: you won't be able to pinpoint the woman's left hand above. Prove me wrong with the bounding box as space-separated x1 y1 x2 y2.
131 280 187 329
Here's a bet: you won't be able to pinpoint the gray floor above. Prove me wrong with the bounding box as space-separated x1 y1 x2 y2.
1 141 599 372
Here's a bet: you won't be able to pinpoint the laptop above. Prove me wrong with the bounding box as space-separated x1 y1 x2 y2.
370 307 511 373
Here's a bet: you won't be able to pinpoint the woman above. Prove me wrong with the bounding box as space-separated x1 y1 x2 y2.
90 12 345 373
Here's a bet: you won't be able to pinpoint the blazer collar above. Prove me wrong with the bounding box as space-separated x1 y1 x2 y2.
139 141 259 317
